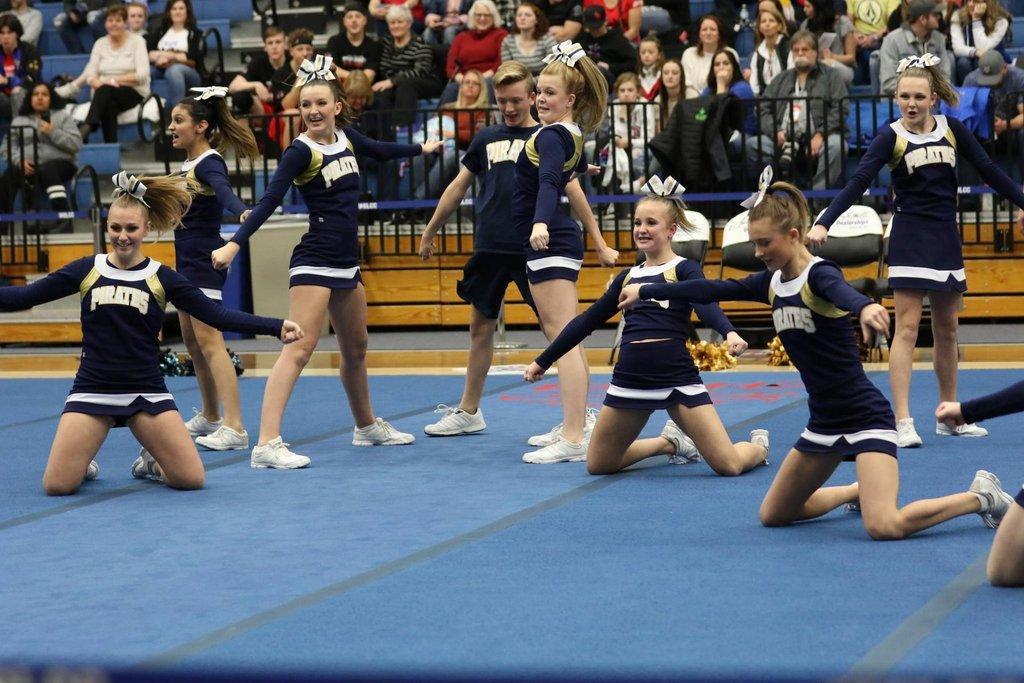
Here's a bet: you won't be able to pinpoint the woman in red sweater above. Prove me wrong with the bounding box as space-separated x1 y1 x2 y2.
441 0 506 103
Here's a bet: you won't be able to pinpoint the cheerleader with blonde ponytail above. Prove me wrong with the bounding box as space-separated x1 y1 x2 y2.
0 170 302 496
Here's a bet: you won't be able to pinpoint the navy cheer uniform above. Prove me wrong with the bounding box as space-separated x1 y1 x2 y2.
958 381 1024 509
230 128 421 289
642 258 898 457
0 254 283 426
513 121 589 284
535 256 736 410
457 122 540 319
818 115 1024 293
176 149 247 300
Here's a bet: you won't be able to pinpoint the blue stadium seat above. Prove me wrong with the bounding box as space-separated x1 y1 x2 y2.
36 2 62 25
77 143 121 175
197 18 232 48
38 28 64 56
690 0 715 18
194 3 253 22
42 54 90 83
1012 18 1024 49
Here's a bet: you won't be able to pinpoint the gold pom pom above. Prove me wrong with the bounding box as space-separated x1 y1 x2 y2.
767 336 790 366
686 340 738 372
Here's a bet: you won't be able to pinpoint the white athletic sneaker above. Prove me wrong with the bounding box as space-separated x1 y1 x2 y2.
184 409 222 438
896 418 923 448
969 470 1013 529
353 417 415 446
130 447 163 481
522 436 589 464
750 429 770 466
936 421 989 438
196 426 249 451
423 404 487 436
660 419 701 464
85 460 99 481
527 408 597 447
250 437 311 469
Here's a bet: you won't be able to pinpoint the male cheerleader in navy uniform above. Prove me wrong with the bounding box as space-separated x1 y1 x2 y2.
417 59 618 437
0 173 302 495
809 53 1024 448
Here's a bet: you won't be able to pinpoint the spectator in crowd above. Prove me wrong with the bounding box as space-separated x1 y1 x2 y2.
0 14 40 118
2 82 81 232
700 47 756 153
746 30 848 188
77 4 150 142
963 51 1024 175
604 71 656 197
147 0 204 106
228 26 287 119
758 0 800 33
271 28 314 145
583 0 641 42
373 5 442 126
578 4 637 85
442 0 507 103
749 5 792 95
344 70 385 137
535 0 582 41
422 0 471 44
418 69 491 197
800 0 855 84
849 0 900 83
950 0 1010 84
655 56 682 129
126 1 148 36
636 33 664 100
54 0 108 54
500 2 555 75
369 0 425 35
682 14 739 98
326 2 381 84
879 0 951 95
2 0 41 46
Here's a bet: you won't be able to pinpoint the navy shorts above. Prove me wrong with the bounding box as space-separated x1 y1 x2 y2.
63 393 178 428
604 339 711 411
794 427 899 460
175 232 227 298
457 252 535 320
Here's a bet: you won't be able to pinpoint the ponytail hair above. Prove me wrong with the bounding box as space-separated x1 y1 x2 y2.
539 56 608 134
179 95 260 162
111 174 195 234
896 63 959 107
748 180 810 238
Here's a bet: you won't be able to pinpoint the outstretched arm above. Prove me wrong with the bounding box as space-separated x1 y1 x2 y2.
621 271 772 310
566 178 618 267
421 166 475 259
951 117 1024 211
808 261 889 342
0 259 88 312
162 268 296 339
960 380 1024 424
345 126 424 161
811 127 893 240
681 262 738 338
199 157 247 216
229 143 311 246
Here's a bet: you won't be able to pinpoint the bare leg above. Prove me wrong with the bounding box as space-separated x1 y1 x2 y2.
189 314 244 432
460 307 497 414
890 290 924 421
179 312 220 422
759 449 849 525
585 405 660 474
928 290 962 404
257 285 331 445
129 411 205 490
670 403 766 476
988 500 1024 586
42 413 113 496
327 285 375 428
530 278 588 443
856 451 980 540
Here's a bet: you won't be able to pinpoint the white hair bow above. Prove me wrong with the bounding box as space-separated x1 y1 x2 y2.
190 85 228 101
740 165 773 209
296 54 336 85
640 175 685 198
543 40 586 68
896 53 942 74
111 171 150 208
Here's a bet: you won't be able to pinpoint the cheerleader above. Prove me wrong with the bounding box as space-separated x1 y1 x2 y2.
0 172 302 495
167 85 260 451
211 55 442 469
808 53 1024 448
936 391 1024 585
513 40 607 464
620 175 1014 539
525 176 769 474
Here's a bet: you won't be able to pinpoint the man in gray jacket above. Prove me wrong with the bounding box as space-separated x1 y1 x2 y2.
744 30 849 189
878 0 951 95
